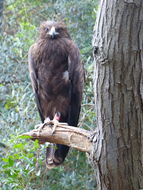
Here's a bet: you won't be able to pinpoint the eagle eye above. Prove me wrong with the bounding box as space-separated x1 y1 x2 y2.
56 27 63 32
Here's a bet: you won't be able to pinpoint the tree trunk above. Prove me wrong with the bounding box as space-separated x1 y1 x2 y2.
92 0 143 190
0 0 4 33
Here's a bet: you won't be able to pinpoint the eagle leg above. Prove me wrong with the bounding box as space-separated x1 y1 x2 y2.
51 112 61 134
44 117 51 124
35 117 51 137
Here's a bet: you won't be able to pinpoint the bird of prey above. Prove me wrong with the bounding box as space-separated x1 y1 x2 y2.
28 20 84 169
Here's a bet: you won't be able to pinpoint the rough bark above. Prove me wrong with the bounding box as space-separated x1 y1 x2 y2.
22 121 93 153
92 0 143 190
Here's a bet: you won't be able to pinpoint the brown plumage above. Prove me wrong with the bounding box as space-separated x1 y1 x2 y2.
28 21 84 169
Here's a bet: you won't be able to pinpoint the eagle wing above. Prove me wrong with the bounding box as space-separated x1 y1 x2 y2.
28 44 45 122
67 42 84 127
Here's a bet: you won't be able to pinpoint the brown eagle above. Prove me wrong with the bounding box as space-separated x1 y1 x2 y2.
28 21 84 169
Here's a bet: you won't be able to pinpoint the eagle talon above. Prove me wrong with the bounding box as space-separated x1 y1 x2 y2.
34 123 44 136
37 123 47 136
44 117 51 124
35 123 43 129
51 120 59 135
35 117 51 136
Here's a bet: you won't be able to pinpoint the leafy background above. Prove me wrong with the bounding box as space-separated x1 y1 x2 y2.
0 0 99 189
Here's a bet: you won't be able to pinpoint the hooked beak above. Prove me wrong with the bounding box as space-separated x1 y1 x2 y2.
48 26 59 39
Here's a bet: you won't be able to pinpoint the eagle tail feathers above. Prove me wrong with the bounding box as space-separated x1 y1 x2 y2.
46 144 69 169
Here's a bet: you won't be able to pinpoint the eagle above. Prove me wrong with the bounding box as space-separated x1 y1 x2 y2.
28 21 84 169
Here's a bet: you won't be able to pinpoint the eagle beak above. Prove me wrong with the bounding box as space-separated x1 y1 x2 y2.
48 26 59 39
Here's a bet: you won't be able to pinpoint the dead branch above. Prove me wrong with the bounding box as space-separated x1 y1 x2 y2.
22 121 93 153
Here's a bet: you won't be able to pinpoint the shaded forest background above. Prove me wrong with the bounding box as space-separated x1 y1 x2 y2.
0 0 99 189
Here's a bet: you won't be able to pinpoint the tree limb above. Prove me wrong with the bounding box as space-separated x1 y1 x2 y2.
22 121 93 153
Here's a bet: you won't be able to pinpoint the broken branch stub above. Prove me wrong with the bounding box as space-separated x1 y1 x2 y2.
22 121 93 153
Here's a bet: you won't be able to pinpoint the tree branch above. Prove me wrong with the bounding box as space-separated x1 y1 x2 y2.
22 121 93 153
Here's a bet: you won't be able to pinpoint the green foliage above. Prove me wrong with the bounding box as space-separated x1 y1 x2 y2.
1 136 41 190
0 0 99 189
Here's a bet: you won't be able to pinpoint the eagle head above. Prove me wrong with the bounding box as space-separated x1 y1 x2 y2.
39 20 71 40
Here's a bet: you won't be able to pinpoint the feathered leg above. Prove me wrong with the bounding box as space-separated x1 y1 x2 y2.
46 114 69 169
46 100 81 169
52 112 61 134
